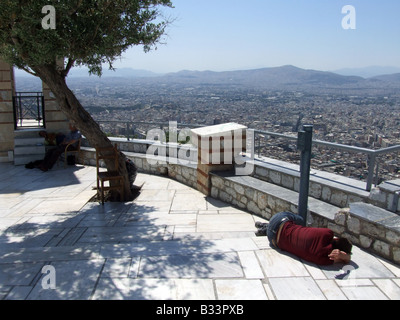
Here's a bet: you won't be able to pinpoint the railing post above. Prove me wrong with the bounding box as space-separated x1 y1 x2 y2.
12 95 18 130
36 94 40 123
126 122 130 141
366 154 376 192
41 95 46 129
297 125 313 226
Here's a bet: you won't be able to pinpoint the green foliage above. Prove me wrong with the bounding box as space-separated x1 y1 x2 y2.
0 0 173 76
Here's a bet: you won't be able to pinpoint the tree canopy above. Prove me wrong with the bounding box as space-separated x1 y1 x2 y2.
0 0 173 77
0 0 173 201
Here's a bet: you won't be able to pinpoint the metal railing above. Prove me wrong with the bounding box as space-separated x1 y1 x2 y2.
254 129 400 192
13 92 45 130
96 120 201 140
95 120 400 192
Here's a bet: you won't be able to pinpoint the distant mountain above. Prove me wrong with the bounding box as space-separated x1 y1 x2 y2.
154 65 400 95
161 65 364 89
68 67 161 78
334 66 400 78
13 66 161 79
371 73 400 82
168 65 364 83
14 65 400 96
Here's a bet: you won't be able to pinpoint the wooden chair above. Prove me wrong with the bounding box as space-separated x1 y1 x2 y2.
58 138 82 168
96 144 124 205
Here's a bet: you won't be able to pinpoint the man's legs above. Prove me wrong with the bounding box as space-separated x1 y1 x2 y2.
255 212 304 243
40 146 64 171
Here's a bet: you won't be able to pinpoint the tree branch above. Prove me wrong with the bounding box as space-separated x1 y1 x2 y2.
62 58 76 78
19 66 37 77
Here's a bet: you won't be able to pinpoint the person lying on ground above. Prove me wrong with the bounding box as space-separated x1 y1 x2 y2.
255 211 352 265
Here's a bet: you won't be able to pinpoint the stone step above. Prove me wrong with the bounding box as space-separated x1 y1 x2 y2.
14 128 44 139
13 136 46 165
337 202 400 264
14 137 45 147
211 172 341 224
14 145 45 156
253 157 370 209
349 202 400 225
374 180 400 213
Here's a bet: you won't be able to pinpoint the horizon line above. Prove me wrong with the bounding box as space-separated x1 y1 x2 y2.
13 64 400 80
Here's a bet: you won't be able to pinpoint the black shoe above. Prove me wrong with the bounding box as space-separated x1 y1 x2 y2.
255 228 267 237
255 221 268 229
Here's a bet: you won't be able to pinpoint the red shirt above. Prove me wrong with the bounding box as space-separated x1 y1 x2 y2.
278 221 334 265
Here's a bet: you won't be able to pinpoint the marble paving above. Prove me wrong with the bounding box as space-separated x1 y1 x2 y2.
0 163 400 300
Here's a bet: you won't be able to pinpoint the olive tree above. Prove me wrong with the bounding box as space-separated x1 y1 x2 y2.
0 0 173 201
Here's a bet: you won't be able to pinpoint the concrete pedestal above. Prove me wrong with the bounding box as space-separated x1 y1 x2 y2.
191 123 247 195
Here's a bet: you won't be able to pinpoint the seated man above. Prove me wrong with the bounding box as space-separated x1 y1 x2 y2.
38 123 82 172
256 212 352 265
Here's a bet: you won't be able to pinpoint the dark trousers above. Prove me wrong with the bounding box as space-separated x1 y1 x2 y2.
42 145 77 170
267 212 304 249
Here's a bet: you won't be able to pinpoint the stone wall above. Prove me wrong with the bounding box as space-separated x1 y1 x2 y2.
210 172 400 265
0 59 15 162
210 172 339 227
333 203 400 264
80 147 168 176
77 136 399 265
369 181 400 213
253 158 370 209
42 81 69 132
79 137 198 189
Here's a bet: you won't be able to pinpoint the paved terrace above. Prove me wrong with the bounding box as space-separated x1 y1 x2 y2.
0 163 400 300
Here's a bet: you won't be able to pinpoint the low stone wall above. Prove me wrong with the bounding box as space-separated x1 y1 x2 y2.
80 147 168 175
210 171 400 265
168 163 197 189
253 158 370 209
79 147 198 190
369 181 400 213
210 172 340 228
78 138 400 265
211 173 297 221
334 203 400 264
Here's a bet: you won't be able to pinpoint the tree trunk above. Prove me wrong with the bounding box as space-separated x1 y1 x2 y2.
32 64 132 201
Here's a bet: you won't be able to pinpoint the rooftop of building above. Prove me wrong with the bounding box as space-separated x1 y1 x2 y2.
1 162 400 300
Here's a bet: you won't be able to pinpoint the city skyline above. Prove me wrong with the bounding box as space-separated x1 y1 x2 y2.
108 0 400 74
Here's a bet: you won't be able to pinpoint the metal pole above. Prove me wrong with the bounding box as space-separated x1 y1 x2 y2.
375 160 380 188
42 95 46 129
36 94 40 125
126 122 130 141
366 154 376 192
297 125 313 226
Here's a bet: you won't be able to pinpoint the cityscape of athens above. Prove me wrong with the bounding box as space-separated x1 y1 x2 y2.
17 65 400 185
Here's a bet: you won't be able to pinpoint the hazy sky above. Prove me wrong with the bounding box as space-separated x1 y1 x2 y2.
112 0 400 73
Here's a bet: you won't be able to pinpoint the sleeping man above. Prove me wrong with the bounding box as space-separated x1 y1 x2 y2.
256 212 352 266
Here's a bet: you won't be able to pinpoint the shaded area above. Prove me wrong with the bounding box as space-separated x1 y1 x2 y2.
1 163 400 300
